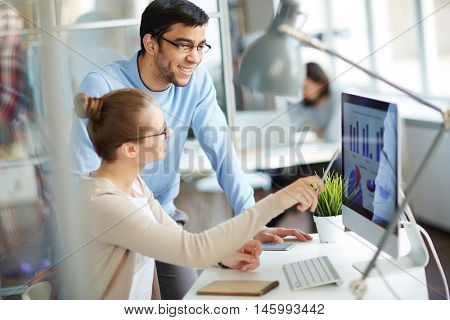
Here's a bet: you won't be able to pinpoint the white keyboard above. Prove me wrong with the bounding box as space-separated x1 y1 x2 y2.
283 256 343 291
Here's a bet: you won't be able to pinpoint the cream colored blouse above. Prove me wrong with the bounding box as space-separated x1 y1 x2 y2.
63 175 284 299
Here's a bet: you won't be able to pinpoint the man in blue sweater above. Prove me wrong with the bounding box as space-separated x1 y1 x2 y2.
71 0 311 299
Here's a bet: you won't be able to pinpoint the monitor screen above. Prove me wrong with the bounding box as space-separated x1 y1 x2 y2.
341 93 399 258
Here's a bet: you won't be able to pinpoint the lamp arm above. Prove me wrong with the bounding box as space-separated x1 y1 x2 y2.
279 24 445 116
279 24 450 298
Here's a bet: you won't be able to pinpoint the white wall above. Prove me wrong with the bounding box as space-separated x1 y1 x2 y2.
402 119 450 231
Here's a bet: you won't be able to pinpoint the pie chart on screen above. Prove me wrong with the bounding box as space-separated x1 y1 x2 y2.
348 165 363 205
367 179 376 192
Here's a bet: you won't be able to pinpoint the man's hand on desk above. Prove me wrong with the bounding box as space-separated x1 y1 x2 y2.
220 240 262 271
254 227 312 243
256 175 323 243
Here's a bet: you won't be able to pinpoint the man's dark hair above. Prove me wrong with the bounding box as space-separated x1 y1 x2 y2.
140 0 209 52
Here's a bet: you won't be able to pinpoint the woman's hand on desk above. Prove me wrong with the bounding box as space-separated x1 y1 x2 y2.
220 240 262 271
275 175 324 212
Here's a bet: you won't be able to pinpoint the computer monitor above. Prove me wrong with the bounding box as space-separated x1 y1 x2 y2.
341 93 399 259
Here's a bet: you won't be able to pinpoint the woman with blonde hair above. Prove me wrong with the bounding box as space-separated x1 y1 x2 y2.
70 88 323 299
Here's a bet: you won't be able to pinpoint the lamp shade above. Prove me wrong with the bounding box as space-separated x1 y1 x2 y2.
238 0 304 97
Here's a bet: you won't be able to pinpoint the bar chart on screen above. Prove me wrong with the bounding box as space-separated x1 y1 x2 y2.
344 105 387 214
348 119 384 162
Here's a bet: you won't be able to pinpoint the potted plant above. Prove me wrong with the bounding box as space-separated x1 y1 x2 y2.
313 172 354 243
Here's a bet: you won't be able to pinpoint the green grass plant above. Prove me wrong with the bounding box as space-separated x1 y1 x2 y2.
314 171 358 217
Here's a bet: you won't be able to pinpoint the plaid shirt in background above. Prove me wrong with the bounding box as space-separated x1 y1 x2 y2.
0 3 33 146
0 165 54 258
0 5 54 262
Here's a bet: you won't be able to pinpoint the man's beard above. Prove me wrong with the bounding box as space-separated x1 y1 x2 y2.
155 54 190 88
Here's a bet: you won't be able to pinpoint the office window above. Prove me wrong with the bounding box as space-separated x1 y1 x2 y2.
58 0 219 26
329 0 371 86
191 0 219 13
371 0 422 93
298 0 332 81
58 0 145 25
424 0 450 97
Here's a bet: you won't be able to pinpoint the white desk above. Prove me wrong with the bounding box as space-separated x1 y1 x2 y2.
184 231 428 300
180 139 339 176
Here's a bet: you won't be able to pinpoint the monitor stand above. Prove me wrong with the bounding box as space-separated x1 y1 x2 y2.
352 193 429 276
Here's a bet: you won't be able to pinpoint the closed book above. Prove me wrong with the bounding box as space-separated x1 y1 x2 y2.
197 280 279 297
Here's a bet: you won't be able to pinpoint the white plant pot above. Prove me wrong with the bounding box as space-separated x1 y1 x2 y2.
22 281 52 300
313 215 344 243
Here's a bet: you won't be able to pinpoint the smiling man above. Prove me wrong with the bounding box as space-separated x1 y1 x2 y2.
71 0 311 300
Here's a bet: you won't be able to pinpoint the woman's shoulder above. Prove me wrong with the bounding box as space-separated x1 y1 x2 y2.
78 174 155 213
135 175 154 198
79 175 131 212
79 174 123 197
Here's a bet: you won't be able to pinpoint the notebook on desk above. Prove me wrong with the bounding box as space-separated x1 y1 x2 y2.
197 280 279 296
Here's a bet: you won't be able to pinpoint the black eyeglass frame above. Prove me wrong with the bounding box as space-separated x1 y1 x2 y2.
115 123 169 148
158 35 211 54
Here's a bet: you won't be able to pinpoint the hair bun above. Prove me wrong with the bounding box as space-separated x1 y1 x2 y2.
73 93 104 122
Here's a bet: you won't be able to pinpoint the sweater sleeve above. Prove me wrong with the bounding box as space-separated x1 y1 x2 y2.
89 193 285 268
191 66 255 214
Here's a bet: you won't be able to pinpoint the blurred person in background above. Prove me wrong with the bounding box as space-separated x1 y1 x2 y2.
288 62 340 142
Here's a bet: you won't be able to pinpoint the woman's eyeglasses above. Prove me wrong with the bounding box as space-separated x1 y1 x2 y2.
116 123 168 148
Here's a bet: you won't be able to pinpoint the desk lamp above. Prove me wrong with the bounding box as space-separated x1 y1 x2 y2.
238 0 449 299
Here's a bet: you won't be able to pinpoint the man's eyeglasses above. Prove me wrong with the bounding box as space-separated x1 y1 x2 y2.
159 36 211 54
116 123 169 148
